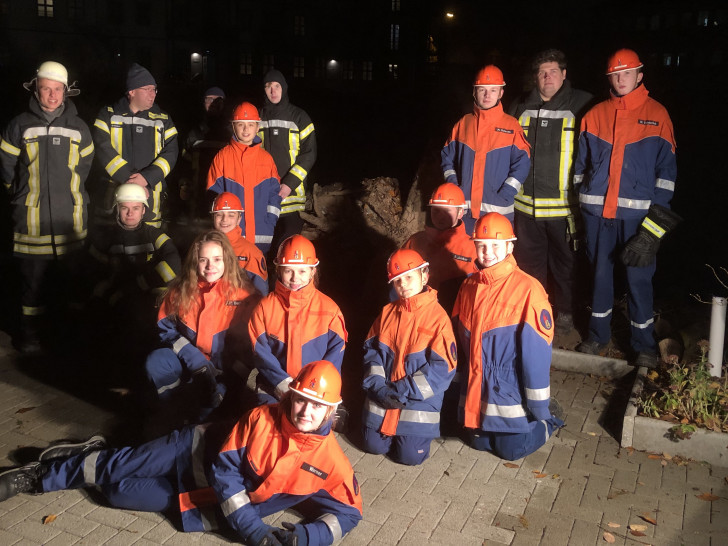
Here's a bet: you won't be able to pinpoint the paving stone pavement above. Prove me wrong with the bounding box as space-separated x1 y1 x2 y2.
0 332 727 545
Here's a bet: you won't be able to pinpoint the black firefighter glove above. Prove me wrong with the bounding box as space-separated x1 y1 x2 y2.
190 365 223 409
620 205 682 268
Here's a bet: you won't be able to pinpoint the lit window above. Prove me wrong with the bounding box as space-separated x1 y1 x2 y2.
698 11 709 26
663 54 672 67
392 0 400 12
294 15 305 36
362 61 372 81
388 63 398 79
68 0 84 18
343 60 353 80
37 0 53 17
239 53 252 75
390 24 400 51
294 56 305 78
263 54 275 74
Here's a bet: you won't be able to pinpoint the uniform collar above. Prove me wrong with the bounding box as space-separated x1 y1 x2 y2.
475 253 517 284
609 83 649 110
275 279 316 306
425 220 468 243
473 101 504 122
225 226 243 244
396 285 438 312
279 404 331 442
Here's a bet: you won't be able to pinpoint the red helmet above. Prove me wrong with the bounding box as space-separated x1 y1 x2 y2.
429 183 466 208
232 102 261 122
387 248 429 283
289 361 342 406
275 235 319 267
474 65 505 87
210 192 244 214
606 49 643 75
472 213 516 241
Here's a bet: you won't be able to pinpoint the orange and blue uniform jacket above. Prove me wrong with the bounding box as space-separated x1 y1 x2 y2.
225 226 269 296
157 280 258 374
195 404 363 544
207 137 281 251
402 221 477 312
452 254 553 433
362 287 457 438
249 281 347 398
574 85 676 222
441 103 530 227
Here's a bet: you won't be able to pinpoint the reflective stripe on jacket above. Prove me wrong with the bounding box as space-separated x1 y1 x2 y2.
249 281 347 398
362 287 457 437
574 85 676 220
452 254 553 433
1 98 94 257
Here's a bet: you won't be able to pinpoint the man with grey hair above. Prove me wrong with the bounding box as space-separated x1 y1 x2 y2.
0 61 95 353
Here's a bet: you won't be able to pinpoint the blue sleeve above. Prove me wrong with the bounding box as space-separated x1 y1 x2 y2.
362 334 391 395
253 332 291 396
393 346 456 402
441 141 459 184
248 271 269 296
498 145 530 199
301 492 363 545
652 137 677 210
266 177 282 229
519 324 552 421
157 315 210 372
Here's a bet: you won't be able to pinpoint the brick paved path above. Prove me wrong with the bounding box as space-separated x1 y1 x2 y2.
0 333 726 545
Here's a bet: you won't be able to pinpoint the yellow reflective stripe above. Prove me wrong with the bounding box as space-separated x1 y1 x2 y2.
280 203 305 213
22 305 46 316
164 127 178 140
1 138 21 156
105 156 127 176
289 163 307 182
154 233 171 249
80 143 94 157
68 139 84 234
110 124 123 156
299 123 314 139
93 119 110 134
150 181 162 219
25 141 40 236
642 217 666 238
148 112 169 120
14 240 84 255
152 157 171 177
14 230 87 244
155 261 176 283
288 132 300 167
154 122 163 155
558 116 575 192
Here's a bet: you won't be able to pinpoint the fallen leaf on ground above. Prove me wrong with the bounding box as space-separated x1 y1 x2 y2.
696 492 720 501
629 524 647 532
626 446 635 454
637 481 645 485
518 515 528 528
603 531 616 543
552 474 560 479
607 489 628 499
639 514 657 525
661 460 668 467
587 432 597 436
647 454 661 460
630 530 646 537
15 407 36 414
42 514 57 524
662 452 672 460
533 473 547 479
607 522 621 528
503 463 520 469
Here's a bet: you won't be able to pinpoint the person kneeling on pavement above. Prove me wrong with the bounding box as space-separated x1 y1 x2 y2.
0 361 363 546
452 212 564 461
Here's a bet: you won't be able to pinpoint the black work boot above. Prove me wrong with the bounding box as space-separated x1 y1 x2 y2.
633 351 658 369
555 313 574 336
576 339 607 356
0 462 46 502
39 435 107 463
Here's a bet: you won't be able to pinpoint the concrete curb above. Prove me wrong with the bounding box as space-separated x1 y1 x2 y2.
621 366 728 466
551 348 633 378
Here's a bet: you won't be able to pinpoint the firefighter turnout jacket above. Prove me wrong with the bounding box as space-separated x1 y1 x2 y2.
249 281 347 398
452 254 553 433
224 226 269 295
574 84 676 222
362 287 457 438
510 81 594 220
1 98 94 257
157 280 258 374
441 103 530 227
207 137 281 251
93 97 178 225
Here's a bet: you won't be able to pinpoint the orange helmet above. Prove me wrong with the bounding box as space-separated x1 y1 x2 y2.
474 65 505 87
232 102 261 122
387 248 429 283
472 213 516 241
605 49 643 75
428 183 466 208
289 360 342 406
210 192 244 214
274 235 319 267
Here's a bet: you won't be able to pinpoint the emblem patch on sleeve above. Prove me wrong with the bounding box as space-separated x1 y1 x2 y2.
540 309 553 330
450 341 458 361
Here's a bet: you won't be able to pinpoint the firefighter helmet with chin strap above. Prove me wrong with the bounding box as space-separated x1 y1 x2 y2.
429 183 467 208
606 49 643 75
289 360 342 406
275 235 319 267
472 212 517 241
474 65 506 87
114 183 148 207
210 192 244 214
232 102 261 122
24 61 81 97
387 248 429 283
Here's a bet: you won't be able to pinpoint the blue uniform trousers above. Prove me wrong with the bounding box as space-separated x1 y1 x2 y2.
40 428 195 512
582 214 656 353
469 417 562 461
362 426 432 466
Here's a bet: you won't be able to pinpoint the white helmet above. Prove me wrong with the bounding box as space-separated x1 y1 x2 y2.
37 61 68 86
114 183 148 207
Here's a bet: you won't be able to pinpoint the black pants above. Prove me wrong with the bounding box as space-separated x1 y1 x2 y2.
513 215 574 315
